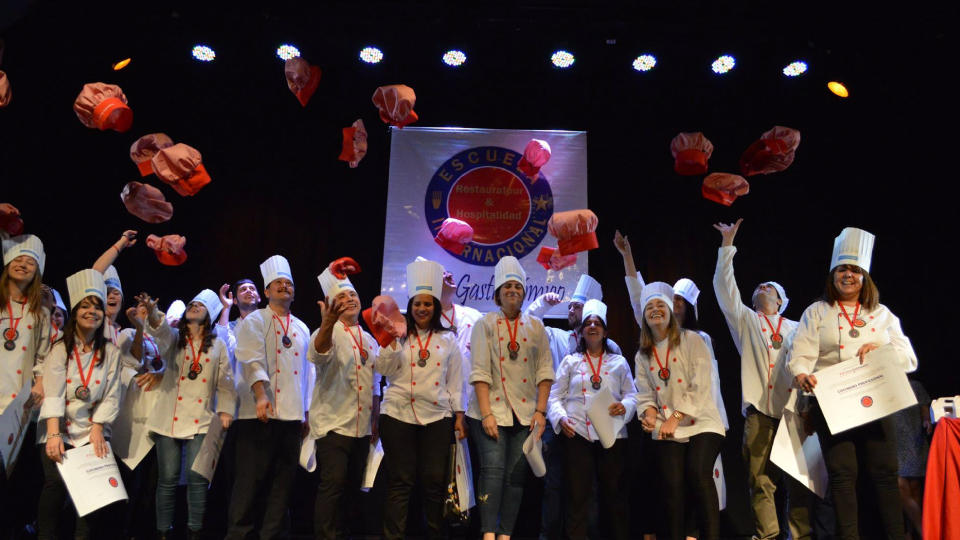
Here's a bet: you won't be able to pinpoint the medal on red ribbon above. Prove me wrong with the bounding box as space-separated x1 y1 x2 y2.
762 313 785 350
4 302 24 351
274 313 293 349
653 344 671 383
504 316 520 360
73 345 99 402
839 302 864 339
187 336 204 380
345 324 369 365
585 351 604 390
415 329 433 367
441 306 458 336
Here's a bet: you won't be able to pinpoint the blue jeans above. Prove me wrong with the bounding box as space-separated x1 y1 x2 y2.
470 418 529 536
155 433 208 532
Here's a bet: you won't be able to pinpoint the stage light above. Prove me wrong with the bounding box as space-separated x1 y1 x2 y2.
276 44 301 60
442 49 467 67
551 50 575 68
112 58 131 71
782 61 808 77
632 54 656 72
828 81 849 98
192 45 216 62
711 55 735 74
360 46 383 64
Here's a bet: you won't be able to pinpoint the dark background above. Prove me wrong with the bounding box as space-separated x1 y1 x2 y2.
2 1 956 537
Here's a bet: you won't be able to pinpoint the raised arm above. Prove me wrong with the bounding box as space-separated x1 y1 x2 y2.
92 230 138 273
614 230 646 325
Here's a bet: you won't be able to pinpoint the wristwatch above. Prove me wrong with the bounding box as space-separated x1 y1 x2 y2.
672 410 684 421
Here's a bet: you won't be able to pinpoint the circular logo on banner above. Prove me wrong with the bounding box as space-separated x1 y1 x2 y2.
108 476 119 487
425 146 553 266
860 396 873 408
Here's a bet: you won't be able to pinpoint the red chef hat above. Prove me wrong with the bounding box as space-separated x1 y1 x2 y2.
130 133 175 176
739 126 801 176
73 82 132 132
362 295 407 347
284 57 322 107
702 173 750 206
517 139 552 182
372 84 418 128
0 203 23 236
145 234 187 266
329 257 362 280
670 132 714 176
536 246 577 271
151 143 211 196
548 209 599 255
0 71 10 108
120 182 173 223
338 119 368 168
434 218 474 255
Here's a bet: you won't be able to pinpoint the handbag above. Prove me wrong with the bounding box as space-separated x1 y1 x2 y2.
442 442 470 523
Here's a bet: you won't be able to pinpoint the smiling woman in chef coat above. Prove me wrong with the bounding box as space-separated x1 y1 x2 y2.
788 227 918 540
547 298 635 540
139 288 236 539
376 258 465 540
467 256 553 540
37 269 125 538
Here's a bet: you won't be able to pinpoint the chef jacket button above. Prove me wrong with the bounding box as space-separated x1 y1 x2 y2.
839 345 845 349
656 387 661 391
96 380 100 384
500 357 505 361
523 338 527 342
762 328 767 332
294 371 298 375
294 352 299 356
582 389 586 393
277 331 281 335
357 366 361 370
871 328 876 332
16 369 21 374
276 388 280 392
359 386 363 390
521 398 526 403
412 381 416 385
411 363 416 367
178 396 182 401
277 350 281 354
174 417 178 421
433 401 438 405
678 379 682 383
769 346 773 349
501 377 506 382
27 324 32 329
11 393 16 399
411 398 416 402
768 385 773 389
495 397 500 401
202 379 206 383
673 358 677 362
650 367 654 372
67 379 72 383
690 420 695 425
519 322 524 326
66 421 71 426
435 382 439 386
181 376 185 381
524 358 527 362
359 406 363 411
662 406 667 410
839 327 844 330
277 369 281 373
198 399 202 403
436 362 440 366
604 372 608 375
769 364 775 368
206 358 210 362
586 421 591 426
499 337 503 341
21 346 25 351
65 400 70 405
522 378 527 383
293 333 297 337
195 419 199 424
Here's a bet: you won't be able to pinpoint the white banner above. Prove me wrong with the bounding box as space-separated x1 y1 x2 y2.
381 127 589 317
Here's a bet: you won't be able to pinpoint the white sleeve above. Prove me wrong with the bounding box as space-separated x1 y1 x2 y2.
713 246 751 352
237 313 269 389
547 356 572 431
884 311 918 373
91 348 123 425
524 294 551 320
625 275 646 326
787 304 823 377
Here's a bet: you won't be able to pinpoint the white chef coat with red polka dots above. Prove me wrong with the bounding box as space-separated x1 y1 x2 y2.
144 320 237 439
1 302 51 415
377 328 463 425
38 340 123 447
634 330 726 441
441 304 481 406
547 352 636 441
307 321 382 438
236 308 315 422
467 311 554 427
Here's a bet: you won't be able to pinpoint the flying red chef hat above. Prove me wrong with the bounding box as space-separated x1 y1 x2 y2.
702 173 750 206
338 119 368 168
130 133 174 176
739 126 801 176
284 57 322 107
372 84 418 128
329 257 362 280
362 295 407 347
145 234 187 266
434 218 474 255
120 182 173 223
536 246 577 271
151 143 211 196
670 132 714 176
548 209 599 256
517 139 552 182
73 82 133 132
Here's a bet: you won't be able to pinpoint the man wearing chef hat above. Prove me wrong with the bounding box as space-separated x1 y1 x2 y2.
226 255 315 540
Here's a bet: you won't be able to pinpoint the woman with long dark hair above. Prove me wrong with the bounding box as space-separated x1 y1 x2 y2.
376 258 465 539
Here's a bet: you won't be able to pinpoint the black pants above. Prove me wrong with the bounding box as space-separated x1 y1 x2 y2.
118 447 158 539
313 431 369 540
2 421 42 537
225 419 302 540
811 402 904 539
563 435 629 540
655 432 724 540
36 444 124 540
378 414 453 540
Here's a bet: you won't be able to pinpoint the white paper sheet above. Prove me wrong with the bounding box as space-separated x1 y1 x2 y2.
585 387 624 449
361 439 384 491
812 345 917 434
713 455 727 510
770 411 828 498
189 420 226 482
0 380 32 477
299 435 317 472
455 438 476 509
111 370 158 470
56 442 128 516
522 428 546 477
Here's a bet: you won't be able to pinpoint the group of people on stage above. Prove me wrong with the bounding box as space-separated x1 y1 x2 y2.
1 208 918 540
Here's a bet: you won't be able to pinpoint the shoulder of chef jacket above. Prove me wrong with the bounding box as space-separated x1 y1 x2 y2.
145 333 236 439
38 340 123 447
548 351 637 441
306 320 382 439
377 329 464 425
633 330 725 438
787 300 917 379
2 303 52 413
466 311 554 427
234 307 313 422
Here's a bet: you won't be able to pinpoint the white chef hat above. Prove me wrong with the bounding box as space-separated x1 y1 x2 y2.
673 278 700 319
494 256 526 290
581 298 608 325
66 269 106 310
2 234 46 275
260 255 294 288
189 289 223 321
317 267 356 298
830 227 875 273
51 288 67 313
571 274 602 304
166 299 186 324
103 265 123 296
757 281 789 314
640 282 675 313
406 259 444 301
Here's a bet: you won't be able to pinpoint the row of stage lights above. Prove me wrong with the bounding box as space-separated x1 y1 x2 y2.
152 43 846 97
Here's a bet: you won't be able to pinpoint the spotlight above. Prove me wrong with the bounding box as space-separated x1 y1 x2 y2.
782 61 808 77
827 81 849 98
112 58 132 71
632 54 656 72
442 49 467 67
276 44 301 60
360 46 383 64
192 45 216 62
711 55 735 74
551 50 575 69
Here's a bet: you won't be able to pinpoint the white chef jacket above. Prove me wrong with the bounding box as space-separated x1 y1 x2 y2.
145 320 237 439
634 331 726 441
307 321 382 439
547 351 637 441
378 328 464 425
698 331 730 430
467 311 554 426
441 304 482 406
236 307 314 422
38 340 123 447
1 302 51 414
524 294 623 370
713 246 798 418
787 301 917 378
